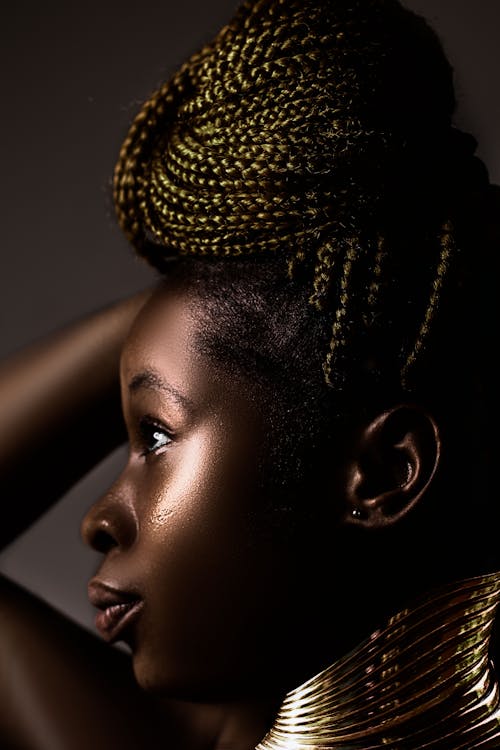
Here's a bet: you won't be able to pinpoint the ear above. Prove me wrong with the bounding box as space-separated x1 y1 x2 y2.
344 404 440 529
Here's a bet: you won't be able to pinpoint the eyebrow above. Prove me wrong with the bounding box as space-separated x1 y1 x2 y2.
127 370 193 410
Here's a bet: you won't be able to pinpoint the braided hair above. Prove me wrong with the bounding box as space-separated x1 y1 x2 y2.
113 0 493 405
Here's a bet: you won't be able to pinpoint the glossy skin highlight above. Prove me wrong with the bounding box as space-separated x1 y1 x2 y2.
80 284 347 705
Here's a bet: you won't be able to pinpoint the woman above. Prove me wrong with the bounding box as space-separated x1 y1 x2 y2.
1 0 499 748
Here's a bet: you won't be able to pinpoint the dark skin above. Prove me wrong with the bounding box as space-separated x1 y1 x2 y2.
0 287 182 749
0 278 465 750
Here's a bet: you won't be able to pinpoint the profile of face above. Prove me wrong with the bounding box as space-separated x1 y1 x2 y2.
81 281 353 703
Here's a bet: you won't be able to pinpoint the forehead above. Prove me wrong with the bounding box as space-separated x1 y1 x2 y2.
120 286 251 409
123 286 197 363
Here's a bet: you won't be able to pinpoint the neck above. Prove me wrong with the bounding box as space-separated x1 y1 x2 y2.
256 571 500 749
168 696 280 750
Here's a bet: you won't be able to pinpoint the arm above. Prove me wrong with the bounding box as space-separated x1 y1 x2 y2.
0 285 156 551
0 574 184 750
0 283 192 749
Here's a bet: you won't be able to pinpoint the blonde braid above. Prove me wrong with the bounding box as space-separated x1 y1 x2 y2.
323 239 360 387
401 220 455 387
113 0 463 392
365 235 387 320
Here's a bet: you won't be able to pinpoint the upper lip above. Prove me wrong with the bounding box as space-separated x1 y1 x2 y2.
87 578 141 611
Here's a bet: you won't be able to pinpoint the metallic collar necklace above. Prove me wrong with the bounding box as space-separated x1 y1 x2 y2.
257 572 500 749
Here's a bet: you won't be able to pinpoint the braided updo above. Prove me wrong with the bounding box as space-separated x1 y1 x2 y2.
113 0 492 397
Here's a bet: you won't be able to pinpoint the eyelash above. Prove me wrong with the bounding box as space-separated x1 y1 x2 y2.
137 415 174 457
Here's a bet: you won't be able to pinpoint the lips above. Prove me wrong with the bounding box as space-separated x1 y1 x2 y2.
87 579 144 644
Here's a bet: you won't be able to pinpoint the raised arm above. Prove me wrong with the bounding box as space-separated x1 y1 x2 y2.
0 283 192 750
0 285 155 551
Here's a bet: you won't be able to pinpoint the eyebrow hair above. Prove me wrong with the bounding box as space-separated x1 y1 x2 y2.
128 370 193 409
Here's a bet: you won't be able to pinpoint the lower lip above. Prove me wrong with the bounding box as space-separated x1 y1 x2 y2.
95 600 144 644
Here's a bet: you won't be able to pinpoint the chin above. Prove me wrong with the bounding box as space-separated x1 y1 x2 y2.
131 649 178 696
131 647 267 704
131 648 212 702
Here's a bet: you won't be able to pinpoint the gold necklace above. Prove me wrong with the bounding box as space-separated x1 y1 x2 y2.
257 572 500 749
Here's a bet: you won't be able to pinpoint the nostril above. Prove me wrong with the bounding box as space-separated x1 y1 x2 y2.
80 488 138 553
92 527 119 555
81 512 120 554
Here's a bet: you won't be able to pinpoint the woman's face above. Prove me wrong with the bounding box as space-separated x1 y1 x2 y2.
81 284 345 701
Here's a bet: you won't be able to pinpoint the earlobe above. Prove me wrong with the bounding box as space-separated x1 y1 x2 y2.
344 404 441 529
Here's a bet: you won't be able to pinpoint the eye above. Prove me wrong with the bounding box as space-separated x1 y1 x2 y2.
138 415 173 457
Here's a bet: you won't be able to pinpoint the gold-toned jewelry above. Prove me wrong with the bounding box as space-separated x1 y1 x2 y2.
257 572 500 749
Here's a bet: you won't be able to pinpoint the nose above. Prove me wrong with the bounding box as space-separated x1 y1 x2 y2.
80 480 138 554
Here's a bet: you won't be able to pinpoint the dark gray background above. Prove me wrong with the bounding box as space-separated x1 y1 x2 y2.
1 1 499 635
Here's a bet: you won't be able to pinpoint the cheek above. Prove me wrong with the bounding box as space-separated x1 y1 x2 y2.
141 423 262 546
131 428 280 690
139 448 234 588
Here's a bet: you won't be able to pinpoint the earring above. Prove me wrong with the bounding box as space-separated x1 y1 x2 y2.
351 507 363 520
